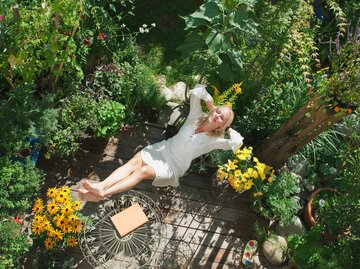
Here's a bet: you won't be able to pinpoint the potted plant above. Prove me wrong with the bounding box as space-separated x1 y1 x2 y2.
215 146 274 199
303 187 337 228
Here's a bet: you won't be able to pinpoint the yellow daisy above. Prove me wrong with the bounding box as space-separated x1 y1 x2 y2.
32 203 44 214
50 229 63 241
72 201 82 211
46 187 58 198
67 236 78 247
60 186 71 194
61 203 73 216
68 214 79 223
44 237 56 250
31 222 44 235
71 221 83 234
47 201 59 214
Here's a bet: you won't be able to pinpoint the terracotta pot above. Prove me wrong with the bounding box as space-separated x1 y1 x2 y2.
303 187 336 228
18 147 31 158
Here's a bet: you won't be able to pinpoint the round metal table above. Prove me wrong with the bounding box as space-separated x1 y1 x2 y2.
79 190 164 268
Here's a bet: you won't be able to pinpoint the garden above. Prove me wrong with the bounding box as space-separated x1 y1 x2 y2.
0 0 359 268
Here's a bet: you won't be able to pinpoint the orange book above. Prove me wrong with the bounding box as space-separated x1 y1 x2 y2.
110 203 149 237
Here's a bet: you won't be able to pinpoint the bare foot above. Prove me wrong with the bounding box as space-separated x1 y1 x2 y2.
83 180 104 197
78 190 103 202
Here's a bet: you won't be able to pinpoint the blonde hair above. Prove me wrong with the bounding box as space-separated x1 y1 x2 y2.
196 106 234 137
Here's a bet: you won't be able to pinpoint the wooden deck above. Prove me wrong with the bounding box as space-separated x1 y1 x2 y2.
37 123 278 269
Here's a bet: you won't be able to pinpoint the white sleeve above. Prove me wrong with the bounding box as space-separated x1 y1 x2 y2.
187 84 213 121
211 129 244 153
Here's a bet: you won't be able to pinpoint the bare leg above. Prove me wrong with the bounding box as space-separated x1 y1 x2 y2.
83 152 143 196
103 165 155 197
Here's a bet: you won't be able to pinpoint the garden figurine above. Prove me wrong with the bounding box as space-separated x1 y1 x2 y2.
79 84 243 201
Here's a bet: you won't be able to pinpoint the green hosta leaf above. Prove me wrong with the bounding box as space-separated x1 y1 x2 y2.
206 30 225 52
177 33 202 55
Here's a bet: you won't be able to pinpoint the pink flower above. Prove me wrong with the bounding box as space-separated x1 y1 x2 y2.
0 15 5 21
97 33 106 40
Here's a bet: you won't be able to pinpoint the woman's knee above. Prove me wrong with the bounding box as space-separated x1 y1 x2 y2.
139 165 156 180
127 152 143 168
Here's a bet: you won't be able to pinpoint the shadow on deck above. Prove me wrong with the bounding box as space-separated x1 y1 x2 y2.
37 123 279 269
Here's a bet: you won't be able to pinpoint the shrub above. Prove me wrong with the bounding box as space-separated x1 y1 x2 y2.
0 157 44 218
0 220 29 269
0 86 59 157
252 170 301 226
94 99 125 138
45 92 98 158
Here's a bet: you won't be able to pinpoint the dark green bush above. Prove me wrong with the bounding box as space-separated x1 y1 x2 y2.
0 220 29 269
0 87 58 156
0 157 44 218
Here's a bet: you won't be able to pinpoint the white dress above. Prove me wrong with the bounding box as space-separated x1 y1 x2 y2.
141 84 244 187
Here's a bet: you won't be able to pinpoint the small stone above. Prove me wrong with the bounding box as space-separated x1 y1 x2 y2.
305 184 315 192
159 85 173 101
262 235 288 265
170 82 187 101
275 216 306 238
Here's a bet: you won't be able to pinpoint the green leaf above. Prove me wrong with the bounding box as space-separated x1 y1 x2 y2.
177 33 202 55
226 49 244 68
217 63 233 82
229 9 248 29
183 2 221 29
206 30 225 52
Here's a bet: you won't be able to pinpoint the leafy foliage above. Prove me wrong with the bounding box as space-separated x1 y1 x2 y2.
0 86 58 156
178 0 258 84
0 221 29 269
94 99 125 138
253 170 301 226
0 157 44 218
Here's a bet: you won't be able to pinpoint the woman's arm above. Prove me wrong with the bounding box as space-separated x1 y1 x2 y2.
204 99 217 112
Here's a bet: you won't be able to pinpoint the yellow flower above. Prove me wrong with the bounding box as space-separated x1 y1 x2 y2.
72 201 82 211
47 201 59 214
217 169 228 180
268 176 273 183
62 225 73 234
253 191 263 197
244 180 254 190
32 203 43 214
31 222 44 235
50 229 63 241
46 187 58 198
225 160 237 171
234 169 242 178
253 157 259 163
33 214 44 223
68 214 79 223
61 203 73 216
60 186 71 194
67 236 78 247
71 220 83 234
42 220 53 232
251 170 259 179
225 102 232 109
232 82 243 94
44 237 56 250
55 214 68 228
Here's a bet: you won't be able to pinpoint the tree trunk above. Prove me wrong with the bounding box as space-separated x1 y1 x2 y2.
255 95 347 168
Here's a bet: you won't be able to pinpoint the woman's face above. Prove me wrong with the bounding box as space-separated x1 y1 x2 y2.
208 107 231 130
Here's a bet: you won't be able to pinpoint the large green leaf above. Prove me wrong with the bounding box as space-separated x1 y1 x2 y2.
206 30 225 52
227 49 244 68
229 9 249 30
177 33 202 55
217 62 233 82
184 1 221 29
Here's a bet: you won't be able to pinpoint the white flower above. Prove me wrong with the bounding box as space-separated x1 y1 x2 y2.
151 23 156 27
142 24 147 28
139 27 145 33
319 199 326 208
